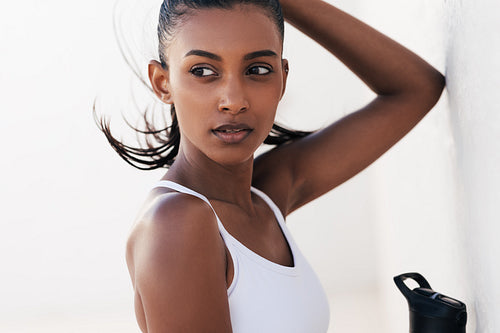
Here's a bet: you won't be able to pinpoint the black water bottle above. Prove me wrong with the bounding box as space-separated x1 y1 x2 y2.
394 272 467 333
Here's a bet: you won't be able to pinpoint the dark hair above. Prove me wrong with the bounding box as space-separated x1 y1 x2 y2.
95 0 311 170
157 0 284 68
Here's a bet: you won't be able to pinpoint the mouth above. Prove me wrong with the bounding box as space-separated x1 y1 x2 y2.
212 124 253 144
214 128 247 134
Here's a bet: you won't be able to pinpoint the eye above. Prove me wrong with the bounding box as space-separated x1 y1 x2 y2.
190 66 217 77
247 65 272 75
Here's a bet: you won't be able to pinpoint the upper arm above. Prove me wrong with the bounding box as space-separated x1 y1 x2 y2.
255 78 444 215
129 194 232 333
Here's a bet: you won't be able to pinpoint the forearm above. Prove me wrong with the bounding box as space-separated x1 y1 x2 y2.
280 0 444 97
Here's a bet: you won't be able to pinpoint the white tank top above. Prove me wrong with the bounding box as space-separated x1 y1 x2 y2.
154 180 330 333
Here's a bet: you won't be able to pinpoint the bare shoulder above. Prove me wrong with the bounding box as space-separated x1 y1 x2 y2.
127 191 223 275
126 191 231 332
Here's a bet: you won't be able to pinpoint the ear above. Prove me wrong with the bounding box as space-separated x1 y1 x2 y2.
280 58 289 100
148 60 173 104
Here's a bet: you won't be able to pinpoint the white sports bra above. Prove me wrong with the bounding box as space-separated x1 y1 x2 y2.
154 180 330 333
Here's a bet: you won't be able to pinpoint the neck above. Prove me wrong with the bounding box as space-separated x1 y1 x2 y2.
164 147 255 209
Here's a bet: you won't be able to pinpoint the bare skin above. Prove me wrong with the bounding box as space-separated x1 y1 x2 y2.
126 1 445 332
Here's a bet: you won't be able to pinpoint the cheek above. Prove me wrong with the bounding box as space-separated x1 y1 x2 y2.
173 102 209 143
169 77 214 133
249 81 281 120
170 70 212 108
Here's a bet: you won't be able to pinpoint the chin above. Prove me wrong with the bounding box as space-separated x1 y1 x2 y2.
205 145 257 167
212 151 255 167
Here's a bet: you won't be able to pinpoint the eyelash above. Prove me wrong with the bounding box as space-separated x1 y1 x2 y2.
246 65 273 75
189 65 273 77
190 67 217 77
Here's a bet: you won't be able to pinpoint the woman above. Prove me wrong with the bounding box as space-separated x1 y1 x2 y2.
98 0 444 331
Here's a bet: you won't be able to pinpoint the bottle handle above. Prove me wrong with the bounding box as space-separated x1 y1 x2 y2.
394 272 432 300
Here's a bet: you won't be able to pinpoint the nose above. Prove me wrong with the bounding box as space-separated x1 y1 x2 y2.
217 76 249 114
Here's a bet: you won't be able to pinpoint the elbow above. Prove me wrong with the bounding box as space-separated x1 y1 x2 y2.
433 70 446 98
425 70 446 110
412 69 446 112
388 69 446 117
383 67 446 110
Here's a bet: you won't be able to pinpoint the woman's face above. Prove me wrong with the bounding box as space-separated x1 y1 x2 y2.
155 5 288 167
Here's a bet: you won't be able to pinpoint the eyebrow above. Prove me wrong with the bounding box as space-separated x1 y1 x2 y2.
184 49 278 61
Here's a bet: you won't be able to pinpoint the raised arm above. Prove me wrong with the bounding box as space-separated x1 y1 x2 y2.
127 194 232 332
281 0 444 97
254 0 445 214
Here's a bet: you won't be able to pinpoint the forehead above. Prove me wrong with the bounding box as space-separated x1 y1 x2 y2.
167 5 282 59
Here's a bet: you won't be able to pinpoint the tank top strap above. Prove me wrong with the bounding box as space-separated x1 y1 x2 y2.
154 180 241 295
153 181 292 250
154 181 284 221
153 180 231 236
155 180 213 206
250 186 286 226
154 180 221 213
250 186 299 254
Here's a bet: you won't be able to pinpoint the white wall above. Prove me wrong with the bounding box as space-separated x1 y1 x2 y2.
0 1 148 332
1 0 498 332
332 0 500 331
444 0 500 331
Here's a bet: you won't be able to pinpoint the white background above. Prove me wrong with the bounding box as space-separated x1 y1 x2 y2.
1 0 498 332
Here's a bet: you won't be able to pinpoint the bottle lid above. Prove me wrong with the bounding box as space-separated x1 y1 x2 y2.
394 272 467 321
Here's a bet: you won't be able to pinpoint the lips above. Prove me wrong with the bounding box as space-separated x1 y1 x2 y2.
212 123 253 144
215 128 247 134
